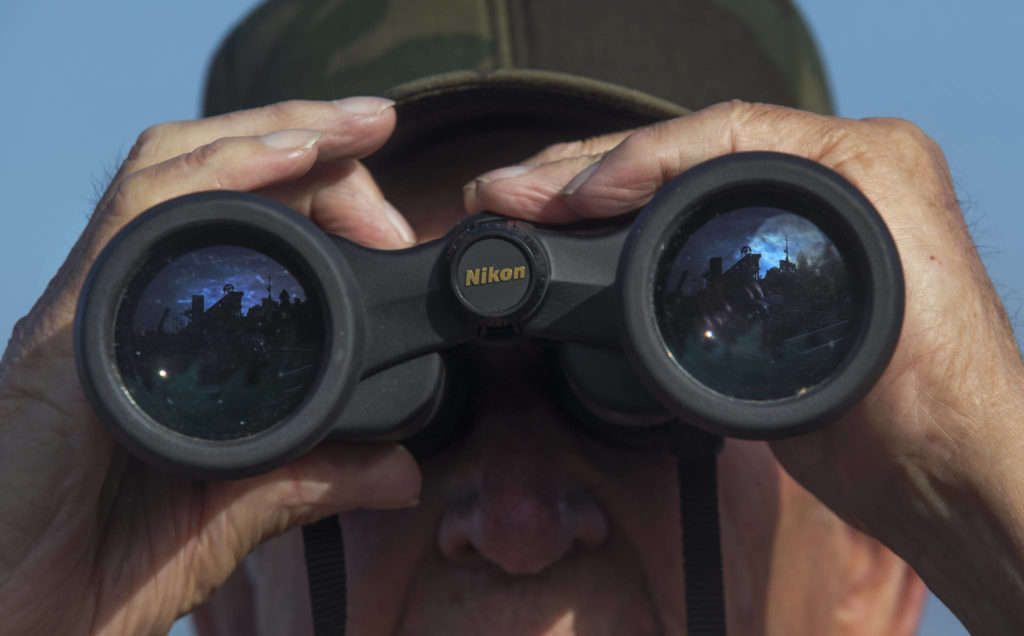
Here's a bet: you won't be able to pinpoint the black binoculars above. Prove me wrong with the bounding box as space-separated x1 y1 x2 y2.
75 152 904 479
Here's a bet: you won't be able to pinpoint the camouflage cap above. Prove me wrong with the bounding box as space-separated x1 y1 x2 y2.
204 0 833 160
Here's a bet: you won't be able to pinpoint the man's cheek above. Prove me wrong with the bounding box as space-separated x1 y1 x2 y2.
340 506 441 625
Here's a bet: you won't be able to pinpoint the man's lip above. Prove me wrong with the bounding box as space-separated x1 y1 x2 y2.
389 561 666 636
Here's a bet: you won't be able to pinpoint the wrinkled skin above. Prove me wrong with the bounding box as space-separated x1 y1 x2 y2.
0 98 1020 635
462 102 1024 633
0 98 423 636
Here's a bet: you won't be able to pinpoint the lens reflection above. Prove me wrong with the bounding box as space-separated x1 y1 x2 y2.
655 207 856 400
115 245 325 439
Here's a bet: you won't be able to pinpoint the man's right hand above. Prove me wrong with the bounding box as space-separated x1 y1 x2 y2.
0 97 421 636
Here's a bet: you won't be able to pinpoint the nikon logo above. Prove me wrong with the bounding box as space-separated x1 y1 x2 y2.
464 265 527 287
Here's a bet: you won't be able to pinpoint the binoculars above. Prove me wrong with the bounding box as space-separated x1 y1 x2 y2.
75 152 904 479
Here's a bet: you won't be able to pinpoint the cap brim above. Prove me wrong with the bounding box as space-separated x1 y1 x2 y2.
366 69 689 169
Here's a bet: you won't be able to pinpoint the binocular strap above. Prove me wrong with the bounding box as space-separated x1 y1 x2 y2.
300 442 725 636
302 515 347 636
677 448 726 635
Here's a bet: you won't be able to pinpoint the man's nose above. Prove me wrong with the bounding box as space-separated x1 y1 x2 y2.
437 423 608 575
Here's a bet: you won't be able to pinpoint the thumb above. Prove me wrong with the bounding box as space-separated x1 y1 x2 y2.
198 443 420 573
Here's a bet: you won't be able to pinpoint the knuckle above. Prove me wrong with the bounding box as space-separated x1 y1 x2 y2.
619 123 659 151
868 117 950 181
103 177 137 220
262 99 308 120
549 139 588 158
720 99 771 125
694 98 755 122
104 136 235 221
485 179 556 212
722 97 755 115
617 121 678 163
530 139 589 164
723 100 795 133
530 131 630 164
869 117 937 154
227 99 311 130
816 120 859 158
127 122 173 163
181 138 228 173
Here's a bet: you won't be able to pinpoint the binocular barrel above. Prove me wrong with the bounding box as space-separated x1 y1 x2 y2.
75 152 904 479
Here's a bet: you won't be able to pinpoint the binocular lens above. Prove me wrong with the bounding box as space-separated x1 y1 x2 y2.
114 244 326 440
654 207 855 400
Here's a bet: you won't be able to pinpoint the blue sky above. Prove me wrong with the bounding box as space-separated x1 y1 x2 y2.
3 1 1020 634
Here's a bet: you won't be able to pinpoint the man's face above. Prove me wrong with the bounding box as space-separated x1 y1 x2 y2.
225 128 917 636
344 344 688 634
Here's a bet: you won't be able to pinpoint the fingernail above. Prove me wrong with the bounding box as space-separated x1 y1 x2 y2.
472 164 534 185
560 162 600 196
332 96 396 116
382 200 417 246
261 128 321 150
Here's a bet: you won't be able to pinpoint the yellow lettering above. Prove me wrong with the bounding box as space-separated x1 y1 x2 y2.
464 264 529 287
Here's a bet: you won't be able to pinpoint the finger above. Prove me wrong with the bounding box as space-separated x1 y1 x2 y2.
89 129 323 261
463 154 604 222
463 129 637 219
210 443 422 540
467 101 843 223
260 159 416 249
187 443 420 600
517 129 635 166
561 101 842 218
104 97 397 202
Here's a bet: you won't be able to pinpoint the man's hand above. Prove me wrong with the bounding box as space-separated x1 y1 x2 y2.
465 100 1024 634
0 97 421 636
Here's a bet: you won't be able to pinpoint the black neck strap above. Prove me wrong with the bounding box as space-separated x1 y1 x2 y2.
672 426 727 635
302 428 726 636
302 515 348 636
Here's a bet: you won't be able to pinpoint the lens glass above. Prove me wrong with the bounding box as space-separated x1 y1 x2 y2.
115 245 325 439
655 206 856 400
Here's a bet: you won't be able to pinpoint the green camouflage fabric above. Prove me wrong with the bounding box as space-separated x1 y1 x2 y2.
203 0 833 118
